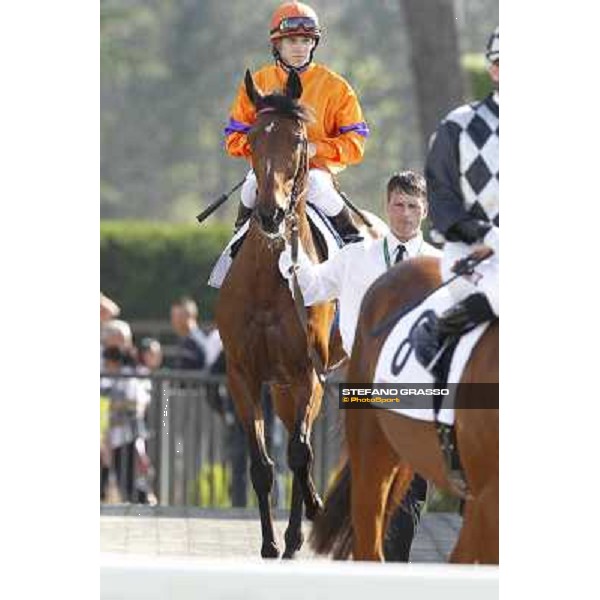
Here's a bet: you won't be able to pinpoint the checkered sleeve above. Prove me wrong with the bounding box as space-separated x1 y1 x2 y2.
425 120 472 237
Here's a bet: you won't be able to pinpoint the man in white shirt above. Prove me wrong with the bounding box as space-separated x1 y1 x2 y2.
279 170 440 562
279 170 441 356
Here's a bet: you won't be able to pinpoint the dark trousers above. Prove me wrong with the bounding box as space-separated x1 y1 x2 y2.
100 442 136 502
101 463 109 501
383 474 428 562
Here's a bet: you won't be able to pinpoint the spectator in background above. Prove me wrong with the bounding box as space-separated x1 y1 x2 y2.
100 292 120 323
170 297 225 414
100 295 122 485
101 318 137 502
138 337 163 373
134 337 163 505
170 297 209 370
101 343 149 503
101 319 137 369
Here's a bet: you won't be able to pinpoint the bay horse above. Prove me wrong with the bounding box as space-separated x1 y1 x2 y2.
310 256 498 563
216 69 338 559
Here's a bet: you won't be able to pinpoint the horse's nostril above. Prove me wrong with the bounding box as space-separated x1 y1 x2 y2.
258 212 275 233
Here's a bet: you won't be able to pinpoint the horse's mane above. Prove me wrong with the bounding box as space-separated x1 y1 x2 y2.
259 92 314 123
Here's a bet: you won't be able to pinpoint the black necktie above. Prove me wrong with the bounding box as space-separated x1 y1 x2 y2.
394 244 406 264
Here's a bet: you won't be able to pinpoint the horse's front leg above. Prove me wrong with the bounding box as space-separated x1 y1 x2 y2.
270 384 306 559
228 362 280 559
282 475 304 559
287 373 324 521
248 421 280 558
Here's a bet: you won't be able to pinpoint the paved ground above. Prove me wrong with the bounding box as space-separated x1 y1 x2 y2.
100 505 461 562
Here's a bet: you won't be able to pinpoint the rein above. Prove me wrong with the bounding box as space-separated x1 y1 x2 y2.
283 136 328 384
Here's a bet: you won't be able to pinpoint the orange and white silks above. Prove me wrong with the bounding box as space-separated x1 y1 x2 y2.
224 63 369 174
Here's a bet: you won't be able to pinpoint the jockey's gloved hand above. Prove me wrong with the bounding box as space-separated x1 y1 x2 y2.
278 242 312 280
446 219 492 245
278 244 295 280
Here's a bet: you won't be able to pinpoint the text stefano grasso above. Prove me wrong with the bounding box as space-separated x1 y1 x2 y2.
340 387 450 396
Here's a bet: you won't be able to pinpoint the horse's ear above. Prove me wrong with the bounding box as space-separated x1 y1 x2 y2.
244 69 262 107
285 69 303 101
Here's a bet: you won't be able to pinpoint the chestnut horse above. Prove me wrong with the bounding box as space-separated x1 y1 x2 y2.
310 256 498 563
216 69 339 559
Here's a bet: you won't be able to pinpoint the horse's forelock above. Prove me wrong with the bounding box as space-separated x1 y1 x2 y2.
259 93 312 123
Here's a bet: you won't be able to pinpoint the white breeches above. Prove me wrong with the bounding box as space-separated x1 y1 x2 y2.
240 168 345 216
441 227 499 316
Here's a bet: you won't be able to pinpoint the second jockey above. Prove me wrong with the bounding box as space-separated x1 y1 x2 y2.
413 27 500 378
223 1 369 243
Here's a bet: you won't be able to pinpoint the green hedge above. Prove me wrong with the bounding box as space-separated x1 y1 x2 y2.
101 220 230 320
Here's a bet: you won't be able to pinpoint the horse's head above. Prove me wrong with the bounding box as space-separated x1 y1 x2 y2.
244 69 311 235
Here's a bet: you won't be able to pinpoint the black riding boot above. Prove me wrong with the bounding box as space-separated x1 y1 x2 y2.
413 293 496 378
234 202 253 233
328 206 363 244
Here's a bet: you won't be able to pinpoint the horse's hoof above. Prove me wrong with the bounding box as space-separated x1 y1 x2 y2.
305 494 324 521
261 541 281 559
283 531 304 559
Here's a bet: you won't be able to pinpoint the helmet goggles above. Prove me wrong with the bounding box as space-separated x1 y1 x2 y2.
271 15 320 36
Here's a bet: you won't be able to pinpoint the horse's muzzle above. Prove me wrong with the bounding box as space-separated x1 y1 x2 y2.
257 206 285 235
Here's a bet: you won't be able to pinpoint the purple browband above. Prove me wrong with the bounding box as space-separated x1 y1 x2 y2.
338 122 370 137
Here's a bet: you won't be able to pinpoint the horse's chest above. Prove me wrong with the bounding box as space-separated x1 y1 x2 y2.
250 310 280 329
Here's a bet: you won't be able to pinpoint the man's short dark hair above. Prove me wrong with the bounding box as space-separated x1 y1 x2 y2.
386 170 427 202
172 296 198 319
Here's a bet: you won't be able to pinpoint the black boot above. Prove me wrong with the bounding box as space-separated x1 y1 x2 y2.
412 293 495 376
234 202 253 233
328 206 363 244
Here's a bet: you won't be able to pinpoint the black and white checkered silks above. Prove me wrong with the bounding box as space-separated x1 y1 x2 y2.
425 94 499 237
452 95 499 225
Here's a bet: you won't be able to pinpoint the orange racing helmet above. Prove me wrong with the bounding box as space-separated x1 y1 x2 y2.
269 2 321 42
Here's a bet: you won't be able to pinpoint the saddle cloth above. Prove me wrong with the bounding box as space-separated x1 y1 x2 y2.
372 286 489 425
208 203 342 289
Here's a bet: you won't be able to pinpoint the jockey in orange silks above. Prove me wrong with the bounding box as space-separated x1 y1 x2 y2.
224 1 369 243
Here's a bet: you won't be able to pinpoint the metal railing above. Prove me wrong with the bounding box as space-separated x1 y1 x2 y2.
100 370 344 508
